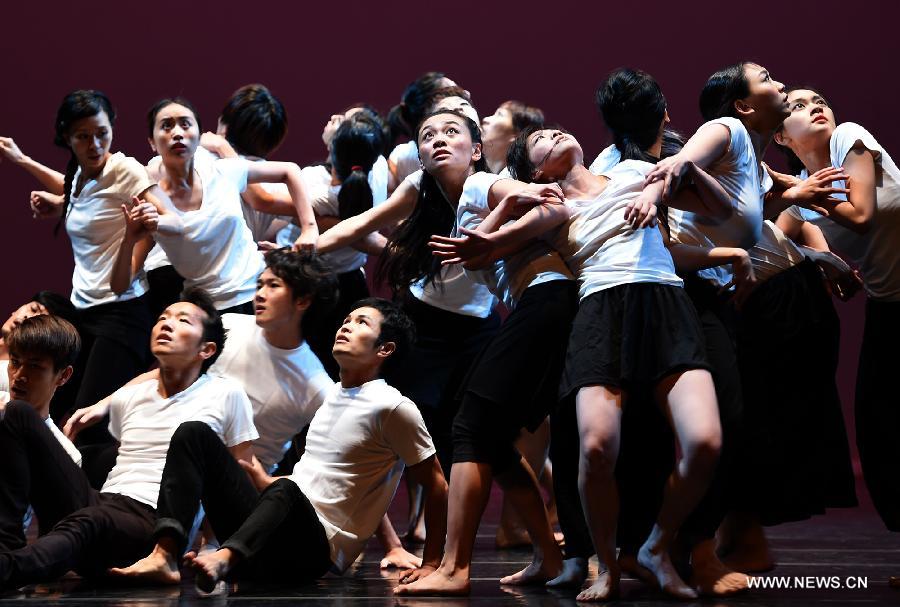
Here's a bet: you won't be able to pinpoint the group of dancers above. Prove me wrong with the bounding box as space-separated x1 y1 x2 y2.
0 63 897 601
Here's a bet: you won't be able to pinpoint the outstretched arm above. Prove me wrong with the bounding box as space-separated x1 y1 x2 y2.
0 136 66 194
247 161 317 253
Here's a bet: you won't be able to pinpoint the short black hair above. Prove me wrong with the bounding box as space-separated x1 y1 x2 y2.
348 298 415 376
264 249 339 334
220 84 288 158
178 288 226 374
7 315 81 371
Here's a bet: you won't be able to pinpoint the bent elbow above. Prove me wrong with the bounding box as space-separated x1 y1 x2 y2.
849 215 873 235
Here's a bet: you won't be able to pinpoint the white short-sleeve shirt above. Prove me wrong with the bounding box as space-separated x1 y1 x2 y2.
588 144 622 176
552 160 682 301
274 157 390 274
65 152 154 308
101 374 258 508
667 117 766 287
153 158 265 310
457 172 572 308
389 141 421 185
289 378 434 572
211 314 332 471
786 123 900 301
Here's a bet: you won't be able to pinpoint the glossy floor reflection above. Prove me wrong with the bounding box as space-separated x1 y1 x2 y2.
2 485 898 606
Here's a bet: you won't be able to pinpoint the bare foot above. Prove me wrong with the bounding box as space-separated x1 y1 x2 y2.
394 567 470 596
500 556 562 586
546 557 588 588
638 541 697 600
617 552 657 587
690 546 750 596
108 548 181 585
184 549 232 594
718 515 774 573
889 575 900 589
576 568 619 602
495 524 531 549
722 547 775 573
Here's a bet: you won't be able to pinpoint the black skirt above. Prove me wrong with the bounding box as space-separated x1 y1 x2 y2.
560 282 710 399
460 279 578 432
735 259 857 525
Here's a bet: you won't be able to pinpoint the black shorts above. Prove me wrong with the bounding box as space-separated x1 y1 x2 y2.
559 282 710 399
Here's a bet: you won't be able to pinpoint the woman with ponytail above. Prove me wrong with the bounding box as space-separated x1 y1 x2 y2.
0 90 176 445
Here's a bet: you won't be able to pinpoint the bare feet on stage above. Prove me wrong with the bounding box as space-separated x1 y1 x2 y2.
184 548 235 594
638 539 698 599
546 556 588 588
690 538 751 596
576 567 619 602
394 565 470 596
108 546 181 585
499 554 562 586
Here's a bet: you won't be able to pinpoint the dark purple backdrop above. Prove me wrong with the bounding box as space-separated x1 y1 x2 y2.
2 0 894 475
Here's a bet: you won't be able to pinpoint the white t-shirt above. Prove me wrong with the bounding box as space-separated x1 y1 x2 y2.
153 158 265 310
210 314 332 471
456 172 573 308
667 117 766 287
552 160 682 301
289 379 434 572
0 359 8 393
65 152 154 308
786 123 900 301
747 220 805 283
276 157 390 274
398 170 498 316
389 141 421 185
101 374 258 508
589 144 622 176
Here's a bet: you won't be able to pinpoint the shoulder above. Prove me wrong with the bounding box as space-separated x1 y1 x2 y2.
832 122 884 161
461 171 504 209
589 144 622 176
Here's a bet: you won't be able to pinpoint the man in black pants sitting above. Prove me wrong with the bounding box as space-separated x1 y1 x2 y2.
0 289 256 590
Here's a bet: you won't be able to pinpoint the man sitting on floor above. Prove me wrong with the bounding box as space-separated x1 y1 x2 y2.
0 289 256 590
112 298 449 592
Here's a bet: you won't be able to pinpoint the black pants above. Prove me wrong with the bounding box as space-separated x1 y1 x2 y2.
0 402 155 589
549 396 594 560
856 299 900 532
155 422 331 581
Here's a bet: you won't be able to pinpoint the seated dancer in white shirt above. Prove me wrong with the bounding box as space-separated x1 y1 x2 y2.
0 315 83 551
112 298 448 593
0 289 256 590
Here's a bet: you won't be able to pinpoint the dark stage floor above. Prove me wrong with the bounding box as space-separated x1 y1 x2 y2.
2 486 898 606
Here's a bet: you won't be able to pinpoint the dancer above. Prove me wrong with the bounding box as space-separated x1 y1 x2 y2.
0 91 179 447
641 63 847 595
115 298 447 593
774 87 900 585
430 119 730 599
0 315 82 551
0 289 256 589
120 97 317 315
481 101 544 175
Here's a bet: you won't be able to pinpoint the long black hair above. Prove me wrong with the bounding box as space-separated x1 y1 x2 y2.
596 68 669 163
331 110 386 220
377 109 487 295
386 72 456 151
699 62 751 121
53 90 116 235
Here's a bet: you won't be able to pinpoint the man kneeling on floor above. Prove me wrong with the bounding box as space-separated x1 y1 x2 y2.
0 289 257 590
114 298 449 592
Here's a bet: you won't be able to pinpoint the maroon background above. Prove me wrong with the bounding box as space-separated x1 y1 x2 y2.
1 1 895 477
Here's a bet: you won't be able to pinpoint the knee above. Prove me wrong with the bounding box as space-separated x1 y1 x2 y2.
170 421 216 451
579 433 617 477
684 431 721 472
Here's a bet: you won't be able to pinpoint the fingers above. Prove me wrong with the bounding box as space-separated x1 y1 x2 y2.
257 240 279 251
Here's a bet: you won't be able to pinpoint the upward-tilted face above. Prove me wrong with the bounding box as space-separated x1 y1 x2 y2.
67 111 113 176
150 301 212 366
152 103 200 163
417 113 481 176
332 306 389 367
741 63 790 128
481 105 516 153
777 89 836 152
527 128 582 180
1 301 48 339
